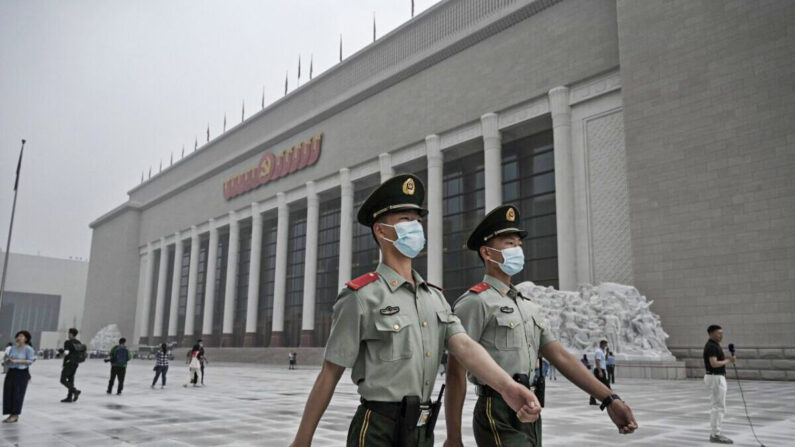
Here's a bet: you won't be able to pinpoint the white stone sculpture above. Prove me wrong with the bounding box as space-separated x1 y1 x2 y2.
515 281 674 361
89 324 123 352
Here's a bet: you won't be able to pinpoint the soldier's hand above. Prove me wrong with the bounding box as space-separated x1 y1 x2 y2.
606 399 638 434
501 382 541 423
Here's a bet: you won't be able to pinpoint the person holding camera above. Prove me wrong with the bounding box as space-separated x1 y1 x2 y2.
703 324 735 444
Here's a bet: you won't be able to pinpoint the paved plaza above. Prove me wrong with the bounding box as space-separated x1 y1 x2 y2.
0 359 792 446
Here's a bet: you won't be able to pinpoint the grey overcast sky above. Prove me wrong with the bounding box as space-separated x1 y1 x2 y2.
0 0 438 260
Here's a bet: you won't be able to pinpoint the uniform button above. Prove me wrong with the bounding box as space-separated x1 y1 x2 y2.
422 321 428 328
391 280 398 286
425 381 430 386
510 322 515 328
425 351 432 358
393 324 400 330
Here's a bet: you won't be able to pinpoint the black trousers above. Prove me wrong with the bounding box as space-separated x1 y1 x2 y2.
60 363 78 397
607 365 615 384
589 368 611 405
3 369 30 415
108 366 126 393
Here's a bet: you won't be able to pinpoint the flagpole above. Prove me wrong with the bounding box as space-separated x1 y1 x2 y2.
0 139 26 310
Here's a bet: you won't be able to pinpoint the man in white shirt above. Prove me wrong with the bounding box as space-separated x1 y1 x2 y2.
590 340 611 405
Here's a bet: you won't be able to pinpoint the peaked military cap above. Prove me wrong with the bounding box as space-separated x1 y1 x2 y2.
357 173 428 226
466 204 527 250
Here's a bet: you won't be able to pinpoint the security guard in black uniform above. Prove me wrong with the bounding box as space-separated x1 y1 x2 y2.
290 175 542 447
445 205 640 447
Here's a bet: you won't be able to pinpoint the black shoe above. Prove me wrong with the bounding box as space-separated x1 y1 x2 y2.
61 398 73 403
72 390 81 402
116 391 122 395
106 390 111 395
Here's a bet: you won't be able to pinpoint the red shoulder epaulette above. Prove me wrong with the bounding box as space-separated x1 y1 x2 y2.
468 282 490 293
346 272 380 290
426 282 444 292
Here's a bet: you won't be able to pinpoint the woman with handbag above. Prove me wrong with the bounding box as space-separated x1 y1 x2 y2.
151 343 169 389
2 330 35 423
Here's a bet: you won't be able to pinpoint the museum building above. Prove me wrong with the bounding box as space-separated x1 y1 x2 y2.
83 0 795 370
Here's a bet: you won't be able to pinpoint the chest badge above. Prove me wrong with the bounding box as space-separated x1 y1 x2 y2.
500 306 515 314
380 306 400 315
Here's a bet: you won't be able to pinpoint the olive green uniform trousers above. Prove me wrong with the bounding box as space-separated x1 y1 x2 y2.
347 405 434 447
473 395 542 447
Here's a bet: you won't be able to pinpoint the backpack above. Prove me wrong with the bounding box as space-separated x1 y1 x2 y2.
112 346 128 366
72 340 87 363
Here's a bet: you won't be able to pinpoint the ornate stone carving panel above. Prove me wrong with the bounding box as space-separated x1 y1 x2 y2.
586 111 634 285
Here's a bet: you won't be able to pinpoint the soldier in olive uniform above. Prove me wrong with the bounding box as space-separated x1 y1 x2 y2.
445 205 638 447
291 175 542 447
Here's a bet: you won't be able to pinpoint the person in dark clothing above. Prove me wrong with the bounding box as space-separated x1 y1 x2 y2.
2 331 35 423
60 328 82 403
106 338 130 395
606 349 616 384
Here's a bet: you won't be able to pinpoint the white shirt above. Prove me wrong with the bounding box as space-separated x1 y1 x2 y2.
593 347 606 369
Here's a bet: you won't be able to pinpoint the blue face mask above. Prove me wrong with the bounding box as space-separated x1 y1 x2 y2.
487 246 525 276
380 220 426 259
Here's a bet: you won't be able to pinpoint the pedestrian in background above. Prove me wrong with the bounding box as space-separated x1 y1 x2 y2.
581 354 591 370
60 328 85 403
548 362 557 381
151 343 169 389
606 349 616 384
183 348 201 388
590 340 611 406
106 338 130 395
703 324 735 444
288 352 296 370
2 331 35 423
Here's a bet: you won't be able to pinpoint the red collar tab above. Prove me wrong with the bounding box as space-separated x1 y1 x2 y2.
468 282 490 293
346 272 380 290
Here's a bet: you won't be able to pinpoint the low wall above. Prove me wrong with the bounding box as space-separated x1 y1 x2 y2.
670 346 795 381
175 347 687 380
612 359 687 380
177 347 327 366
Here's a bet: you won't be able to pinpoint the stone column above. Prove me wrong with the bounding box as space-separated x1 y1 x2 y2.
152 237 169 343
167 232 183 344
138 242 155 345
549 86 576 291
183 226 199 346
202 219 218 346
300 182 319 346
379 152 394 182
426 135 444 285
481 112 502 213
244 203 263 347
337 168 353 290
269 193 289 347
221 211 239 346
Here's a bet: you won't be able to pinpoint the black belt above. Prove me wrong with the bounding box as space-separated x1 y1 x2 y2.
361 398 431 421
705 371 726 376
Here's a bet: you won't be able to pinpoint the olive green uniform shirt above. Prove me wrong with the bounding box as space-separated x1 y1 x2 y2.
454 275 555 386
324 263 466 402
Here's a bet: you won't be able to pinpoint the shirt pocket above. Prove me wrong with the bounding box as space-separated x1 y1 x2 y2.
373 315 414 362
494 315 522 351
524 315 543 348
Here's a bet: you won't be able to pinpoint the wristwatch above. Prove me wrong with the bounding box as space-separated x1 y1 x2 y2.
599 394 621 411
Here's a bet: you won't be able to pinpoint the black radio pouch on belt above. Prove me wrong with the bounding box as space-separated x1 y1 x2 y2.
393 395 421 447
425 384 445 437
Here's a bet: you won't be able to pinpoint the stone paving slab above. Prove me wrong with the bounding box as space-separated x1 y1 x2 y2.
0 359 792 446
